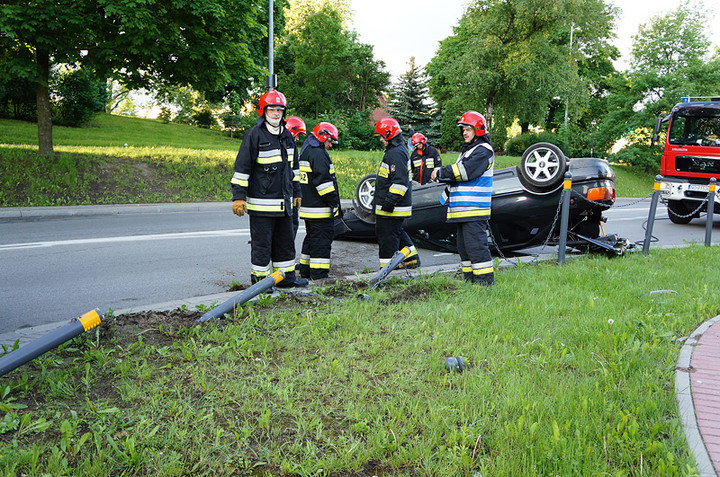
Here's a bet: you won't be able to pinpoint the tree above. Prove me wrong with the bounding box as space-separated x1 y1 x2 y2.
276 0 389 117
426 0 618 149
0 0 281 155
595 2 720 169
389 57 434 134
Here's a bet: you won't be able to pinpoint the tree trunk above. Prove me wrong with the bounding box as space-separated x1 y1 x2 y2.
36 48 53 156
485 97 494 137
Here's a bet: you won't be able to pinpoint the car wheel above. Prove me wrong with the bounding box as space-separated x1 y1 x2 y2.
519 142 568 191
667 200 693 224
354 173 377 214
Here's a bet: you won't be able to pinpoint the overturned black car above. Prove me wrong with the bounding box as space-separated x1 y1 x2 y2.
334 143 625 255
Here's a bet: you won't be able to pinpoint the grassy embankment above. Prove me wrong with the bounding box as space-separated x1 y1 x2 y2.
0 247 717 475
1 114 653 207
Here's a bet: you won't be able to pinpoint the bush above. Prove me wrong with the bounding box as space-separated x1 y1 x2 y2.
607 144 660 173
54 69 107 127
0 76 37 120
192 108 216 129
505 132 569 156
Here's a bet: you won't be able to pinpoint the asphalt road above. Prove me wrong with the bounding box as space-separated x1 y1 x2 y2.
0 198 718 335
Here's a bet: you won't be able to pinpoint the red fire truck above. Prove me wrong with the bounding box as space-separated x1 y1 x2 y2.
653 96 720 223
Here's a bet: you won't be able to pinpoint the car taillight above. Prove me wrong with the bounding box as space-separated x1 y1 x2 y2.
587 186 615 202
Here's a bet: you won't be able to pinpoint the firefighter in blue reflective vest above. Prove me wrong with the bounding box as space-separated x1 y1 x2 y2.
431 111 494 286
373 117 420 269
231 90 308 288
297 122 340 280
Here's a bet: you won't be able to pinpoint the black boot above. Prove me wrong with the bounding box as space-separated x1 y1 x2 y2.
276 271 309 288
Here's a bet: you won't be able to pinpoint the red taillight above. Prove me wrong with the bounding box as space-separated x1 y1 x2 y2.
587 186 615 202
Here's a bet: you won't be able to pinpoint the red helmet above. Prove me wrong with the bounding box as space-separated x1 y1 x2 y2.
286 116 306 138
374 117 401 140
312 121 339 143
457 111 487 136
258 90 287 116
411 133 427 147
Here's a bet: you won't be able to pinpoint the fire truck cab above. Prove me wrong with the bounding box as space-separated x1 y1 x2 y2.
653 96 720 223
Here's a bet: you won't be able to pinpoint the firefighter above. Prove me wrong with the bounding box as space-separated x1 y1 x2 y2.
410 133 442 185
286 116 307 238
296 122 340 280
431 111 494 286
230 90 308 288
373 117 420 269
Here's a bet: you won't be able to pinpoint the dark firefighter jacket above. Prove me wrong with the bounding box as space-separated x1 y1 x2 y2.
298 135 340 219
374 134 412 218
411 144 442 184
231 117 301 217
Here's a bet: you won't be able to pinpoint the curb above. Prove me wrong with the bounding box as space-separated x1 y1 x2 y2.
676 316 720 477
0 200 356 220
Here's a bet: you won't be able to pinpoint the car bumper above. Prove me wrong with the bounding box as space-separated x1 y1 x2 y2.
659 177 720 204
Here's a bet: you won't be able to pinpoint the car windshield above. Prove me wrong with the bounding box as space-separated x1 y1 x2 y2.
668 110 720 147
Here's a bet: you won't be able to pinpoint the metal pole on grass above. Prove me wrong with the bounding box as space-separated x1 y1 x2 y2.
557 172 572 265
369 247 412 286
705 177 716 247
643 175 662 255
0 309 103 377
197 271 285 323
266 0 277 90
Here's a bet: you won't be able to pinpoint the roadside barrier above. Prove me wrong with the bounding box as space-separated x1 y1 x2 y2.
551 173 718 263
0 309 103 377
196 271 285 323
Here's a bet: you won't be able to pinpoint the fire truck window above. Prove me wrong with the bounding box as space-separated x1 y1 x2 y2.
668 117 687 144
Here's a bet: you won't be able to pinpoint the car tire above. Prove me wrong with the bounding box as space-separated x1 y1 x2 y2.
354 173 377 215
519 142 568 191
667 200 694 224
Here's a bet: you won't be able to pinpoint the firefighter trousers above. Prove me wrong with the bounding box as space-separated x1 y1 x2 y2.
249 214 298 283
375 216 418 268
456 220 494 285
298 218 334 279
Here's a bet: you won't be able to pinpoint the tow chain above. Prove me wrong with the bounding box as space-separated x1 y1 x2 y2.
666 197 709 220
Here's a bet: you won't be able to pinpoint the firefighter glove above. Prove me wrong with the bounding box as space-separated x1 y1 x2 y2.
293 197 302 209
232 199 247 217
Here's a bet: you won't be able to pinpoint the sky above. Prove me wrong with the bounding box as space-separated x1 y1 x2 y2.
347 0 720 80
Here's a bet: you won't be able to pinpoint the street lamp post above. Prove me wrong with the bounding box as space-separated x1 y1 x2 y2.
266 0 277 90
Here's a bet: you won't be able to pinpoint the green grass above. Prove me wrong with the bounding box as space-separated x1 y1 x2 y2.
0 115 657 207
0 247 717 475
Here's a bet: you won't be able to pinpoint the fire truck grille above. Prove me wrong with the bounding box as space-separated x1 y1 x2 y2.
675 155 720 174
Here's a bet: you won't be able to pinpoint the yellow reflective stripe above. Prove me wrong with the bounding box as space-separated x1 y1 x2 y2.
388 186 407 196
447 209 490 219
451 163 462 181
376 209 411 217
78 309 102 331
274 264 295 273
473 266 494 275
378 168 389 178
318 185 336 196
231 177 248 187
247 203 284 212
462 265 472 273
299 211 333 219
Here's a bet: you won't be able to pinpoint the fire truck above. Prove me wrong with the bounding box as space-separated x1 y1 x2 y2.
653 96 720 223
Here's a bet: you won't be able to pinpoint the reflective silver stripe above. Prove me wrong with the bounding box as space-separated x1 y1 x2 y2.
329 164 335 174
413 159 422 167
455 184 493 194
299 160 311 170
379 163 389 171
427 159 435 167
233 172 249 181
258 149 281 158
293 170 300 178
473 260 494 270
388 183 408 194
248 197 284 206
273 259 296 269
317 181 335 195
379 258 391 266
251 263 272 273
300 206 333 214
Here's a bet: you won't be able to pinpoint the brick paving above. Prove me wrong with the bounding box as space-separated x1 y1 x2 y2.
690 319 720 476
